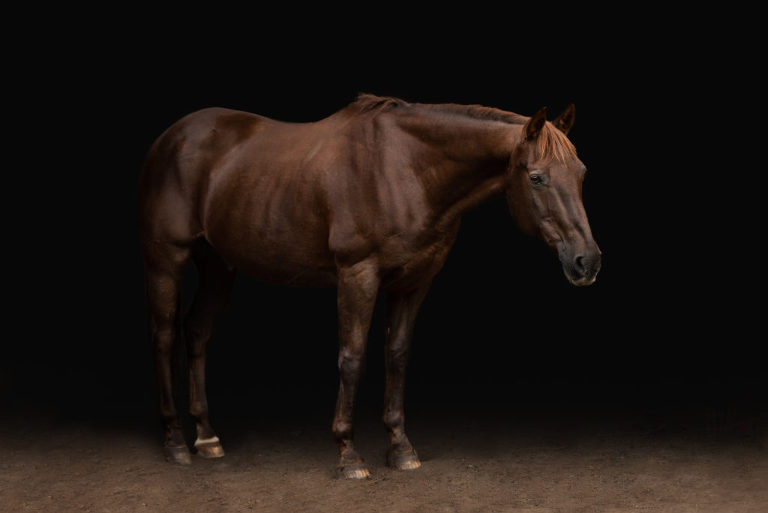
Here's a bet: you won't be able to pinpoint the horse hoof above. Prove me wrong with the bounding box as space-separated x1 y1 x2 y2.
164 445 192 465
195 442 225 459
337 463 371 479
387 449 421 470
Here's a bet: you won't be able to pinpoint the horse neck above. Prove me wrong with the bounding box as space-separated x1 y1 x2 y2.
395 111 523 230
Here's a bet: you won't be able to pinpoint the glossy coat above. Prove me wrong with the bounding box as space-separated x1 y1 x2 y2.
138 94 600 477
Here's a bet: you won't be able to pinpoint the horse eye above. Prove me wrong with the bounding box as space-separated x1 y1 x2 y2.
529 174 545 186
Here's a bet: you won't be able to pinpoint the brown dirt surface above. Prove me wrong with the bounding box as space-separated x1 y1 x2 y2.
1 409 767 513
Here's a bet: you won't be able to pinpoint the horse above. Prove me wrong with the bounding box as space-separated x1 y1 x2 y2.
138 94 601 479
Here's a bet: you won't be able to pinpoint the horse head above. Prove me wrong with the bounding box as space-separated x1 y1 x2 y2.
506 105 601 286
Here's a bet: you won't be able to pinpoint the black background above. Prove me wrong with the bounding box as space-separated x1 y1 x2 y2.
5 14 764 432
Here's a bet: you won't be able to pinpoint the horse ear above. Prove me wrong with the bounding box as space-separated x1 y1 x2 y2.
525 107 547 140
552 103 575 135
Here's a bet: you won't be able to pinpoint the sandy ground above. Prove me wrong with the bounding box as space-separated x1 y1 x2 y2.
1 406 766 513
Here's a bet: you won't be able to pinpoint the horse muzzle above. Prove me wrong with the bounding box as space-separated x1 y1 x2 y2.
558 243 601 287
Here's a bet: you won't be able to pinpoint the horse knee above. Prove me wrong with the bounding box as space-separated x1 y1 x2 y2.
386 345 409 368
338 348 365 378
153 328 176 356
184 323 211 358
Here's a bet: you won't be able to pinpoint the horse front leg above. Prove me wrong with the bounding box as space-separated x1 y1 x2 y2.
383 284 429 471
332 259 380 479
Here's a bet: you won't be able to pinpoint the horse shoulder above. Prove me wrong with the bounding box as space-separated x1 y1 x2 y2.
325 114 441 268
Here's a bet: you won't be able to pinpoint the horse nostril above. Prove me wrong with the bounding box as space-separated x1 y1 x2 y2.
574 255 586 275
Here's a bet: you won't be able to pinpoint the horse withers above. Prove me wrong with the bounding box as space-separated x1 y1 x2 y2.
138 94 600 478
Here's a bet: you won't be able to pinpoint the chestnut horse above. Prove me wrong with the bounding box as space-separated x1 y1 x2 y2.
138 94 600 478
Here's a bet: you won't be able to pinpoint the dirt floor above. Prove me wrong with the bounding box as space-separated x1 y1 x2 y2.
1 406 767 513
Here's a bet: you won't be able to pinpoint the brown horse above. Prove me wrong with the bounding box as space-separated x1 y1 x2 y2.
138 94 600 478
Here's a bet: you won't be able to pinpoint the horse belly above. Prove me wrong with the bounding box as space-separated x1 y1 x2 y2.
219 247 338 287
203 185 337 287
201 229 336 287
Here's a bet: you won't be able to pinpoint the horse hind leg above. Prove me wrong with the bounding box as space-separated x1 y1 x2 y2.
143 241 193 465
184 240 236 459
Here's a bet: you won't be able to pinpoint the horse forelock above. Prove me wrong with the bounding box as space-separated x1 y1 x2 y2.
536 122 577 164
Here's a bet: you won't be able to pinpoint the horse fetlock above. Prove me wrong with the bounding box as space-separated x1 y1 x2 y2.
164 444 192 465
332 420 354 442
189 401 209 420
163 420 185 444
382 409 405 429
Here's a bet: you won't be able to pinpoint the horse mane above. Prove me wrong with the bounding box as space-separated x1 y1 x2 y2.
352 93 577 162
352 93 407 112
352 93 526 123
420 102 530 126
